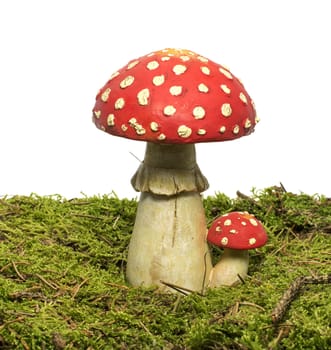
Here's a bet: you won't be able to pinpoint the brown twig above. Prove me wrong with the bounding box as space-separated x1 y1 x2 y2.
12 261 26 281
159 280 204 296
104 282 129 290
71 278 89 299
112 215 121 229
271 276 306 324
237 273 246 284
240 301 265 311
7 327 30 350
201 251 209 295
35 274 59 290
279 182 287 193
269 325 292 349
0 315 25 332
236 190 262 207
172 294 183 312
138 320 153 336
304 274 331 284
10 291 47 301
271 274 331 324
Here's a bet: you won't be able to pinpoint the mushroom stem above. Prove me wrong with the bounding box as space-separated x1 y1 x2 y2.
208 249 249 287
126 142 212 293
131 142 209 195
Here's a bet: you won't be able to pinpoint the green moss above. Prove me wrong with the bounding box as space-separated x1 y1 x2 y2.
0 188 330 349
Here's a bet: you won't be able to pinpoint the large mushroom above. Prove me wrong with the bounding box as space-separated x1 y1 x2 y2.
207 211 268 287
92 48 258 292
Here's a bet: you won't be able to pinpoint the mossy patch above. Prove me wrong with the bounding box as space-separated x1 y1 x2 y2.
0 187 330 349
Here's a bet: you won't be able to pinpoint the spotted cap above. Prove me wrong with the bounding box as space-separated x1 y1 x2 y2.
92 48 258 144
207 211 267 250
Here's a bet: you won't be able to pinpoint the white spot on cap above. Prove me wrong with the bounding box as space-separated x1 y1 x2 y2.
221 103 232 117
221 237 228 246
239 92 248 104
249 238 257 245
249 218 258 226
120 76 135 88
158 133 166 140
220 84 231 94
101 88 111 102
169 86 183 96
219 67 233 79
230 229 238 234
244 118 252 129
121 124 128 131
107 114 115 126
150 122 159 132
201 66 210 75
129 118 146 135
173 64 187 75
127 60 139 69
180 55 190 62
241 221 247 226
233 125 240 134
115 98 125 110
161 56 170 61
198 83 209 93
197 56 208 63
224 219 232 226
219 126 226 133
216 226 222 232
137 88 150 105
136 127 146 135
177 125 192 138
153 75 165 86
147 61 159 70
197 129 206 135
93 110 101 119
110 71 120 80
163 105 176 116
193 106 206 119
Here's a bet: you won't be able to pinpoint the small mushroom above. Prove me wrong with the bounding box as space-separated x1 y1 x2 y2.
92 48 258 292
207 211 268 287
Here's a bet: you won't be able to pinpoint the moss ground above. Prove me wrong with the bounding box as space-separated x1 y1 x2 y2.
0 187 330 349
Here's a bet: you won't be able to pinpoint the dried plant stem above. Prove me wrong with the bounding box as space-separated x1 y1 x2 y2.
159 280 204 296
35 274 59 290
236 190 261 207
304 274 331 284
12 261 26 281
271 276 306 324
271 274 331 324
8 327 30 350
71 278 89 299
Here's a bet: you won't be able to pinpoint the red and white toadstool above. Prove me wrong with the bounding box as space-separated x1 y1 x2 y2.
207 211 268 287
92 48 258 292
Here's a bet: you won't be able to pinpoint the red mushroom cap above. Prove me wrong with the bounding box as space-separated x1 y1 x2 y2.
92 48 258 144
207 211 268 250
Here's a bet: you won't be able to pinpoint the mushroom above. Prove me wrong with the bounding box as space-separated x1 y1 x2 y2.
92 48 258 292
207 211 268 287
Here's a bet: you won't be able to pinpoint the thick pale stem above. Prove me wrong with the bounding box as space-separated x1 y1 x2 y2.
208 249 249 287
126 142 212 293
126 192 212 292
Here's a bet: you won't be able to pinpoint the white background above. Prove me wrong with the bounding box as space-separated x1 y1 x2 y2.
1 0 330 199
